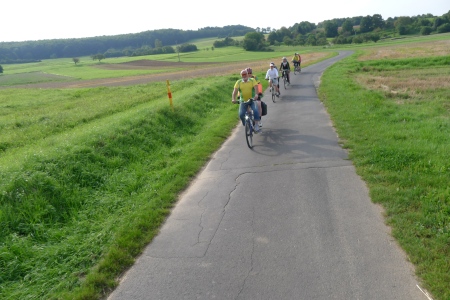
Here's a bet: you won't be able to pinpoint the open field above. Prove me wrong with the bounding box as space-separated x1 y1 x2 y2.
0 33 449 299
0 52 333 89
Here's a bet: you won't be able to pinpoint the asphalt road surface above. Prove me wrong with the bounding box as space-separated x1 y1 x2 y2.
108 51 430 300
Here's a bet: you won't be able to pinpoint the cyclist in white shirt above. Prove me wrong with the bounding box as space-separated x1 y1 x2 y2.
265 62 280 97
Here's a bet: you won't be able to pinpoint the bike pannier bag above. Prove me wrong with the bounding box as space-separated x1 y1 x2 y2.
261 101 267 116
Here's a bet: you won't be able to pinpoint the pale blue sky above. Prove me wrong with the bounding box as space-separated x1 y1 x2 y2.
2 0 448 42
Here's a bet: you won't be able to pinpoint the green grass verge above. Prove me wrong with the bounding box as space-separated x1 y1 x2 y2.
318 53 450 300
0 75 254 299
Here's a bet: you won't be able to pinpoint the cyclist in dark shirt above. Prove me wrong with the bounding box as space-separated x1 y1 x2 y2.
279 57 291 85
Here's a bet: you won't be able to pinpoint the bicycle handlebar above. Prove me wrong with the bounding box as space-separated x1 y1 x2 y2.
233 98 254 104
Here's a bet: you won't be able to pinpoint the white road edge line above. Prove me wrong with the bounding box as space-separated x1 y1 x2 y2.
416 284 434 300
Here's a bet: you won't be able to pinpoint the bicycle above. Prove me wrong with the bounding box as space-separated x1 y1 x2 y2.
293 61 301 75
268 78 277 103
234 98 257 148
281 70 290 89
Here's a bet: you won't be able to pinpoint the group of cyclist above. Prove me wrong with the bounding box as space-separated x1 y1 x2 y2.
231 53 302 134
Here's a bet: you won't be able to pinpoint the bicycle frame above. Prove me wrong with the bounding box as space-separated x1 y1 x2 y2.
293 62 301 74
281 70 289 89
235 99 256 148
269 79 276 103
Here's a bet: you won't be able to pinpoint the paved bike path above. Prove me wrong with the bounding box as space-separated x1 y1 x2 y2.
108 51 429 300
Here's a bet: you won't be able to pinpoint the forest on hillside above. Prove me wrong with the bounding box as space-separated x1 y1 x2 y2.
233 12 450 51
0 25 254 64
0 11 449 64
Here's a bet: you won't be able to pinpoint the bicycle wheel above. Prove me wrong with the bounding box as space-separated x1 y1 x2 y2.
272 88 276 103
283 76 287 89
245 120 253 148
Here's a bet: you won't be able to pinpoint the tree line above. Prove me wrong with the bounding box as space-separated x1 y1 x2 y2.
322 12 450 45
0 25 254 64
1 11 449 65
214 11 450 50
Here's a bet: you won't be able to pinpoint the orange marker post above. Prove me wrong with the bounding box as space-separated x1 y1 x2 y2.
166 80 174 111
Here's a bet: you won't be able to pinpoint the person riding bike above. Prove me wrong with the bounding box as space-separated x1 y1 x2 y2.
232 69 261 133
292 52 301 70
246 67 264 127
265 62 280 97
279 57 291 85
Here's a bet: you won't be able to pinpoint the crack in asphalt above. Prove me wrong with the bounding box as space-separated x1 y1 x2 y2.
236 207 255 300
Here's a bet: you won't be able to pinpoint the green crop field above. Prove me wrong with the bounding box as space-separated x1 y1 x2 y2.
0 33 449 300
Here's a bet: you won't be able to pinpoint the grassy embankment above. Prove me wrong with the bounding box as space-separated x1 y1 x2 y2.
319 39 450 300
0 76 244 299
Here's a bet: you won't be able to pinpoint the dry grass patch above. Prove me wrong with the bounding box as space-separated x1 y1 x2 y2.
355 67 450 100
358 39 450 60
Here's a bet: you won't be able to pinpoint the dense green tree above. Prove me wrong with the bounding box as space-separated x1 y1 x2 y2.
341 19 354 33
397 25 408 35
91 53 105 61
294 21 316 35
352 35 364 44
294 34 306 46
155 39 163 48
306 34 317 45
283 36 293 46
395 16 413 27
72 57 80 64
178 43 197 52
416 18 432 27
267 31 279 45
242 31 265 50
385 17 395 30
0 65 3 73
277 27 292 41
420 26 433 35
433 17 445 30
372 14 384 29
162 46 175 53
437 23 450 33
350 16 363 26
360 15 373 33
323 21 339 37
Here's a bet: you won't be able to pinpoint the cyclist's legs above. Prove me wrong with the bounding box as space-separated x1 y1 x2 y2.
255 99 262 118
250 101 260 121
273 78 280 93
238 102 248 126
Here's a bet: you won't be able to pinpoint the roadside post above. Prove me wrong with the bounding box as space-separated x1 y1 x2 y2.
166 80 174 111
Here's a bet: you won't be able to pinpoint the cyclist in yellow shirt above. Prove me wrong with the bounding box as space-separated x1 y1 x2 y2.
246 67 264 127
292 52 301 71
232 69 261 132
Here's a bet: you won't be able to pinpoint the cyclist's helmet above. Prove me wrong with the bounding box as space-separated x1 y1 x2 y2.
282 57 287 61
246 67 252 74
270 62 275 67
